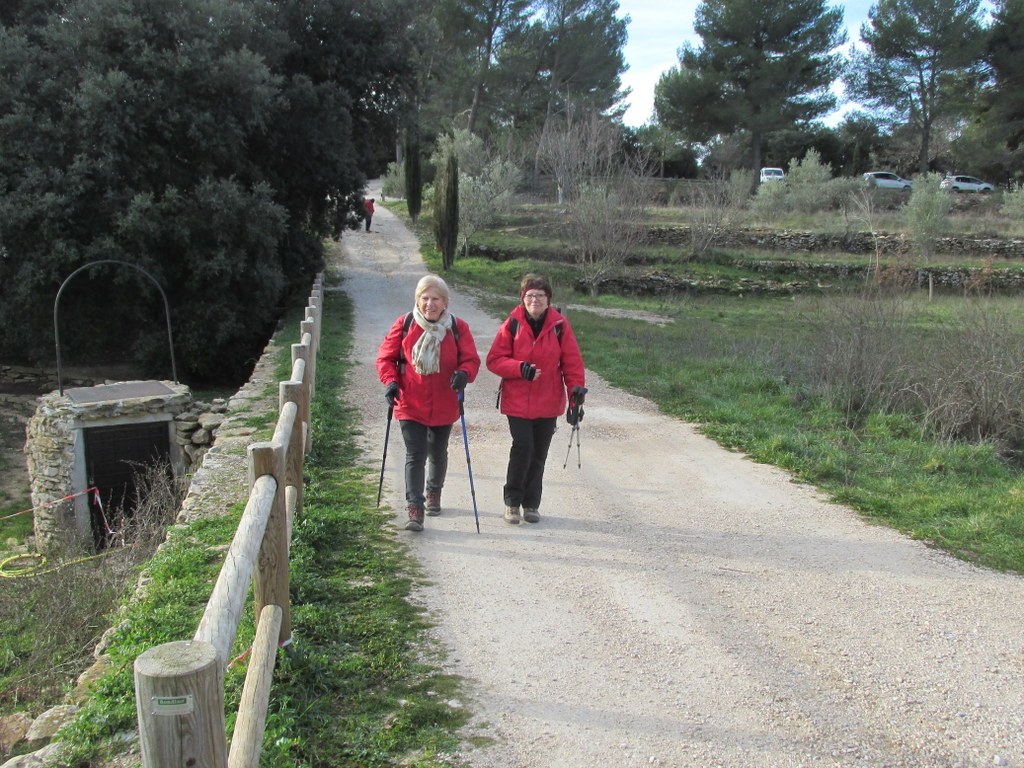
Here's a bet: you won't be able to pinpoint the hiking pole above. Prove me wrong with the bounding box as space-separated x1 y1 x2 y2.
376 405 394 508
562 423 581 469
457 390 481 533
562 386 587 469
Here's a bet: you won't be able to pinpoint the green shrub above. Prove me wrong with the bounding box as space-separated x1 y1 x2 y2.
787 149 834 214
381 161 404 199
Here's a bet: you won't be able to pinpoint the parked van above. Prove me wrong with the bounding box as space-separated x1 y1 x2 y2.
759 167 785 183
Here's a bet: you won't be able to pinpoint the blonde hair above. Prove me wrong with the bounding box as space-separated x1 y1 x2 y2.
415 274 450 303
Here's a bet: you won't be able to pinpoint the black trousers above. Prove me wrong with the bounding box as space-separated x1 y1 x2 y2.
399 421 453 508
503 416 557 509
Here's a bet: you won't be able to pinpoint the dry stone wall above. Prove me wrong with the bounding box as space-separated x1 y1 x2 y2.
644 225 1024 259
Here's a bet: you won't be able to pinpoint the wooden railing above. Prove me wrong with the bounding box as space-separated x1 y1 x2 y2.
133 274 323 768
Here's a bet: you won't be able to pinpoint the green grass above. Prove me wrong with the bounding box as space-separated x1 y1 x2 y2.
0 499 33 544
55 267 466 767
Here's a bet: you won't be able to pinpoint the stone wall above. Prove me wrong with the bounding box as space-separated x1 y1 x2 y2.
644 225 1024 259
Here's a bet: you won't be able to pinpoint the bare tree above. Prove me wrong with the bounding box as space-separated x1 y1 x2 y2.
687 171 751 258
536 111 624 204
537 112 649 294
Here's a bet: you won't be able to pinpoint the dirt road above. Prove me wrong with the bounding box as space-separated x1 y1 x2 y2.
339 190 1024 768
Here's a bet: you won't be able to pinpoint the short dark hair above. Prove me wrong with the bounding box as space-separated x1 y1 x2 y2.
519 273 552 301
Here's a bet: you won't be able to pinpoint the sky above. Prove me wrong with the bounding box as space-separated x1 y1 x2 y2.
616 0 877 128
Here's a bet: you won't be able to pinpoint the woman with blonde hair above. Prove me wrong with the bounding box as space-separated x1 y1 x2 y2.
376 275 480 531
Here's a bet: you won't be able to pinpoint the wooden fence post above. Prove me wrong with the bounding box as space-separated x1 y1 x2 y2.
302 313 317 401
291 339 311 454
135 640 226 767
248 440 291 645
280 378 305 534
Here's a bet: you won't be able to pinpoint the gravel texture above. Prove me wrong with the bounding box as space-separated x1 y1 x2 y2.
339 187 1024 768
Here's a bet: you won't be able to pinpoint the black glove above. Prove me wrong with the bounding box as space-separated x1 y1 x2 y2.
520 362 537 381
571 385 587 407
450 370 468 391
384 381 399 407
566 403 584 426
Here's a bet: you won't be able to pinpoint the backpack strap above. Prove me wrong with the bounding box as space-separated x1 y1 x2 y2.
507 316 561 342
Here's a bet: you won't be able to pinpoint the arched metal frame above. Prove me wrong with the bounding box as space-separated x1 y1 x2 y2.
54 259 178 395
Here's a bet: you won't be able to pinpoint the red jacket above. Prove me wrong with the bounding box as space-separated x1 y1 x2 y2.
486 304 585 420
376 314 480 426
364 199 375 216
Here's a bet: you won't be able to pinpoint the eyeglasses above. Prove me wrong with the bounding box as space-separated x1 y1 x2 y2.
523 292 548 301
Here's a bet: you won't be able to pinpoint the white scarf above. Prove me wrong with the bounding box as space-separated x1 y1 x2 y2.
410 306 452 375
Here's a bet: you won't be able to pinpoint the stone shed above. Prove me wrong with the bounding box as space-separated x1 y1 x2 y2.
24 380 201 552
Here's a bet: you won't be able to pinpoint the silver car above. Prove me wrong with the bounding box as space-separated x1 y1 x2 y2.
939 175 994 193
863 171 912 190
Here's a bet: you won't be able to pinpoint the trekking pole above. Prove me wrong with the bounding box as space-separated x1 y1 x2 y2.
457 390 481 533
562 386 587 469
562 423 581 469
376 405 394 508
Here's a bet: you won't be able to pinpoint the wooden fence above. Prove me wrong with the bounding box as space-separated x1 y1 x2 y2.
133 274 323 768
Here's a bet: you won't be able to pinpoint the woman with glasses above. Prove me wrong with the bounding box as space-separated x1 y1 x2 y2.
376 275 480 531
486 274 586 525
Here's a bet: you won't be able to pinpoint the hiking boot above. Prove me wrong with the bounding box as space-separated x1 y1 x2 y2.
503 505 521 525
405 504 424 532
425 489 442 516
522 507 540 523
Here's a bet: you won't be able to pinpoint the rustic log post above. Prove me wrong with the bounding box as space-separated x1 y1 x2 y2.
280 380 305 534
291 338 311 454
310 278 323 349
226 605 283 768
302 314 317 401
135 640 226 768
288 357 309 463
248 439 291 645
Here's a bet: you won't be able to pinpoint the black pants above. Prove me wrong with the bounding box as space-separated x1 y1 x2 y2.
504 416 557 509
365 215 372 231
399 421 452 508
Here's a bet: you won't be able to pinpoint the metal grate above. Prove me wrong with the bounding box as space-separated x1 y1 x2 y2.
84 421 170 547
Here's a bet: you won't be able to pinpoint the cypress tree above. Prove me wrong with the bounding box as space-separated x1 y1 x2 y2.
405 130 422 222
434 151 459 270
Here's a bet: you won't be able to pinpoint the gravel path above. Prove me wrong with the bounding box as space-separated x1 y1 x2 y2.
338 189 1023 768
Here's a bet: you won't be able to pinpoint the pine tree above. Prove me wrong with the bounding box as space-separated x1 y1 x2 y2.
654 0 845 174
846 0 986 174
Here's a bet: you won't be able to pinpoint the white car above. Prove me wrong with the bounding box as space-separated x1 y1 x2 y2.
760 167 785 183
939 175 994 193
863 171 912 190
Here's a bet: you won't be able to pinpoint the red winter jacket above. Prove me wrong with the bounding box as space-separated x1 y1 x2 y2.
376 314 480 426
486 304 585 420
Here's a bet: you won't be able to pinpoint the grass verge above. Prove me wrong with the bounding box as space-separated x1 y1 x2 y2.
55 269 466 767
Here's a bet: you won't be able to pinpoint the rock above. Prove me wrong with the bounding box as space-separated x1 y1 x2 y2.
24 705 77 746
73 657 111 698
0 741 64 768
198 413 224 430
0 712 32 753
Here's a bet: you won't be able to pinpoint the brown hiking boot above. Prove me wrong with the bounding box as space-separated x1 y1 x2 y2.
522 507 540 523
503 505 521 525
405 504 424 532
425 489 442 516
